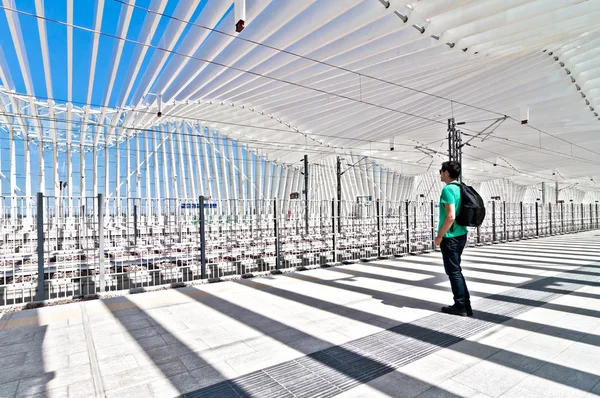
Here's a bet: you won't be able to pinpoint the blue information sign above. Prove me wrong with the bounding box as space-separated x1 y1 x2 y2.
180 203 217 209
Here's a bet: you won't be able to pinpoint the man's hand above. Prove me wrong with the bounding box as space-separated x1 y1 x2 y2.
434 236 443 246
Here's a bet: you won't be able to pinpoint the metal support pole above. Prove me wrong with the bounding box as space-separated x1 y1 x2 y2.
581 203 584 231
535 201 539 237
376 199 381 258
549 204 552 235
98 193 105 292
590 203 593 231
571 202 575 230
430 201 435 251
596 203 599 229
274 199 280 270
561 203 564 234
503 201 507 241
405 201 410 254
337 156 341 233
199 196 206 279
304 154 309 235
520 202 524 239
133 204 138 246
492 201 497 243
36 192 45 302
332 199 336 263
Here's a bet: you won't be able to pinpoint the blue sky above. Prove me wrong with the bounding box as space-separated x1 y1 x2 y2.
0 0 210 107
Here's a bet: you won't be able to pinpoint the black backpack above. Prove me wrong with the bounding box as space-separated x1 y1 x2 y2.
452 182 486 227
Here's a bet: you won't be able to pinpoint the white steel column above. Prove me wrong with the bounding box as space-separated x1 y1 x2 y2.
236 141 243 200
200 126 212 198
9 125 16 225
185 123 196 199
192 124 204 196
135 131 141 199
216 132 229 202
167 123 178 200
160 125 171 199
144 130 151 218
227 137 238 200
176 122 188 199
208 132 221 200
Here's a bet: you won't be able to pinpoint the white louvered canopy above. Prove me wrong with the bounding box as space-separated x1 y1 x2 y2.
0 0 599 192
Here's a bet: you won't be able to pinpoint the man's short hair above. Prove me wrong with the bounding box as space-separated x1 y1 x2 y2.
441 161 461 179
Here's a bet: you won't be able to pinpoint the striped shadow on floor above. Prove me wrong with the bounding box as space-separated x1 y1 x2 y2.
184 263 600 398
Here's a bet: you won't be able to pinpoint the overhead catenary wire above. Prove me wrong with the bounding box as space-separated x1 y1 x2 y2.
2 3 598 160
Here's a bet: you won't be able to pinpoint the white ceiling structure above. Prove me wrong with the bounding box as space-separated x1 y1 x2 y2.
0 0 600 191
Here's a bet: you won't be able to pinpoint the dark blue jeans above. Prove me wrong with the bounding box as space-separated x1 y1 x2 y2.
440 234 471 310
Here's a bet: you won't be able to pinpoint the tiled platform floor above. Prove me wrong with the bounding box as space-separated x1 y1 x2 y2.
1 232 599 397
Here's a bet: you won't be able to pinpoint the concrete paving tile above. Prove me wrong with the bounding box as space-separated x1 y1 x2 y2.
0 352 27 368
402 353 468 386
416 379 481 397
160 333 211 351
435 340 499 367
451 360 531 397
340 369 432 398
98 354 139 376
102 358 187 392
518 332 578 353
226 348 298 375
66 379 96 398
0 330 36 346
0 381 19 398
188 364 240 389
148 371 203 398
551 343 600 374
105 384 153 398
91 332 127 349
16 367 92 397
487 349 547 374
499 385 553 398
550 314 600 334
286 335 336 354
516 362 600 398
19 386 68 398
68 352 91 367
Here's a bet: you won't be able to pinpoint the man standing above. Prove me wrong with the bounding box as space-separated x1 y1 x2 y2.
434 161 472 316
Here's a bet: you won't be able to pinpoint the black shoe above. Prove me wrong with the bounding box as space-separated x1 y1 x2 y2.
441 305 472 317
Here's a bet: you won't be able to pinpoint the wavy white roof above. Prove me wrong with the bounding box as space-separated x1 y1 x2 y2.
0 0 599 190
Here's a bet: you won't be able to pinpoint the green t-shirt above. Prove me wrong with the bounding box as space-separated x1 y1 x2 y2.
438 183 468 238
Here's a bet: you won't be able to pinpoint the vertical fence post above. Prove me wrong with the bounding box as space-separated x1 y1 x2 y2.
430 201 435 251
405 201 410 254
535 201 539 237
331 199 336 263
561 203 564 234
503 201 507 241
133 204 138 246
98 194 105 293
274 199 280 270
520 202 524 239
199 196 207 279
36 192 45 302
376 199 381 258
492 201 497 243
549 204 553 235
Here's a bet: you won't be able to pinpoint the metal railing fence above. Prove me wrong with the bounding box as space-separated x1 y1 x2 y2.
0 195 598 306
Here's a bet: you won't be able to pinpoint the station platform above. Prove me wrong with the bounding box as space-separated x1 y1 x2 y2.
1 232 599 398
